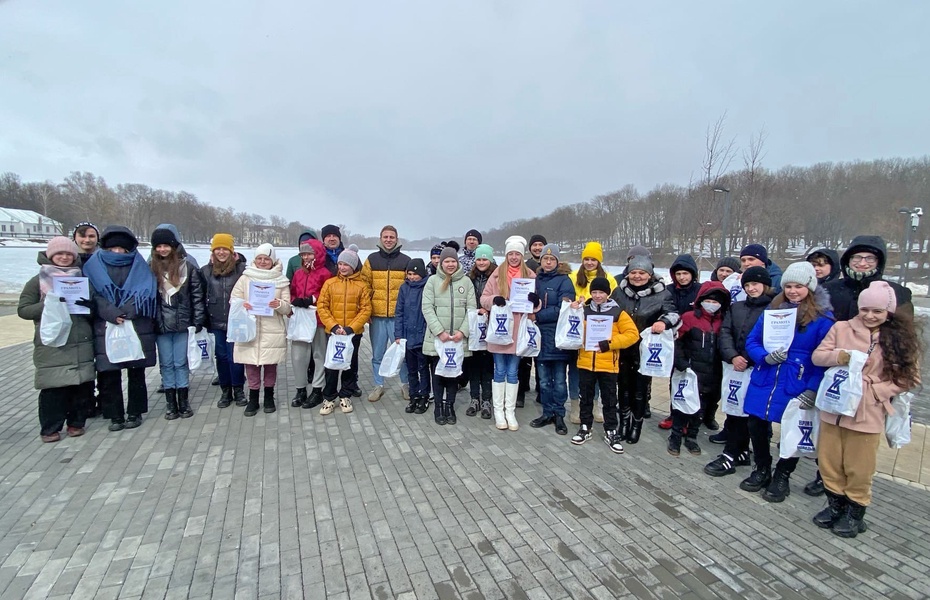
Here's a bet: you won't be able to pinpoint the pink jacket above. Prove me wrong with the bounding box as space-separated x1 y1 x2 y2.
812 316 913 434
479 267 536 355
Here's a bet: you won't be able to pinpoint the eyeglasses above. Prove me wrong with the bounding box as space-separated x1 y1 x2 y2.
850 254 877 265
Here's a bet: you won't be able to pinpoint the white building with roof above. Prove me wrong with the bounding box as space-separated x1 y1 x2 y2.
0 208 63 239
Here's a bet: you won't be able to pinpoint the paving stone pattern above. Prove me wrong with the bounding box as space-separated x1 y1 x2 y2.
0 339 929 599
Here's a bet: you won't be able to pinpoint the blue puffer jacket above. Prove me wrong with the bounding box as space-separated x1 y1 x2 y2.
534 264 576 362
394 277 428 349
743 289 834 423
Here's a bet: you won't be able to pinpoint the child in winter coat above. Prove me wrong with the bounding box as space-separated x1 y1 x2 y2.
740 262 834 503
811 281 920 538
569 277 639 453
18 237 96 442
150 225 206 421
317 245 371 415
465 244 496 419
231 244 291 416
669 281 731 457
202 234 247 408
288 237 332 410
669 254 702 315
394 258 430 415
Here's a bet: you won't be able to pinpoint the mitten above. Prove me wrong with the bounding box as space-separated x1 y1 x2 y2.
598 340 611 352
764 350 788 365
493 296 507 307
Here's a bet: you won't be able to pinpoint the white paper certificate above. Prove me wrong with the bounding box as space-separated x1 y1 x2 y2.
584 315 613 351
509 278 535 313
762 308 797 353
248 281 276 316
52 277 90 314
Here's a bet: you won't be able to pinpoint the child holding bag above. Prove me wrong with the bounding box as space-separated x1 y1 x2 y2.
810 281 920 538
394 259 430 414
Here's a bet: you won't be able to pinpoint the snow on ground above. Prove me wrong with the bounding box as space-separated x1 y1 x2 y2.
907 282 928 297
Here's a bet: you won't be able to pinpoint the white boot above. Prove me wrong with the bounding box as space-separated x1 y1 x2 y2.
593 397 604 423
569 398 581 424
492 381 507 430
504 382 520 431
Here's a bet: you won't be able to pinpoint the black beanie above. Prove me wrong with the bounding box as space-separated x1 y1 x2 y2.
590 277 611 295
321 224 342 240
100 227 138 252
150 228 179 249
529 234 547 246
741 266 772 288
407 258 427 279
465 229 483 243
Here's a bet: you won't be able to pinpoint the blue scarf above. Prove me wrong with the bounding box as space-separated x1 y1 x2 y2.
84 250 158 318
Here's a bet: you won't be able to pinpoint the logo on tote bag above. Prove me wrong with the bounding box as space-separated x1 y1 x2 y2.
444 348 458 368
568 316 581 337
674 379 688 400
826 370 849 396
333 342 346 361
647 345 663 366
798 420 815 451
727 380 743 405
495 314 509 334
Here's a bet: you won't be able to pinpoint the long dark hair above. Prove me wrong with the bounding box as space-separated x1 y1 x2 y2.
575 261 607 289
879 311 922 389
151 247 182 288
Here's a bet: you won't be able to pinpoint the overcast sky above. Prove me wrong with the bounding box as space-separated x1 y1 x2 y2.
1 1 927 239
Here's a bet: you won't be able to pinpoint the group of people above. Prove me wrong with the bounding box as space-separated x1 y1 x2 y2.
19 221 920 540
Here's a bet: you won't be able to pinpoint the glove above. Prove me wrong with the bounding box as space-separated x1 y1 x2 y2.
75 298 93 309
527 292 540 307
674 359 690 372
797 391 816 410
343 326 354 336
291 297 311 308
837 350 851 366
764 350 788 365
493 296 507 307
597 340 611 353
330 325 341 334
59 296 68 302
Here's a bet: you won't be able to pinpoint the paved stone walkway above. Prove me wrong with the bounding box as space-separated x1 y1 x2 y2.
1 338 929 599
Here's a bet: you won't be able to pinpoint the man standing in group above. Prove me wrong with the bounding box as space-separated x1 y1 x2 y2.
72 222 99 265
321 224 344 276
460 229 482 274
361 225 411 401
525 234 547 272
739 244 783 293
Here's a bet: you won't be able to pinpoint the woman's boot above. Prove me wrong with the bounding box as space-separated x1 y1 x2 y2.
492 382 507 430
244 389 260 417
504 383 519 431
164 389 179 420
812 489 847 529
263 387 276 414
177 388 193 418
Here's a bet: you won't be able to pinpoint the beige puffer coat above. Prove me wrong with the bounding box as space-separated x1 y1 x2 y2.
231 262 291 366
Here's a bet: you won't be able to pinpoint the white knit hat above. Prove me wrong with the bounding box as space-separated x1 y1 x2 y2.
254 243 276 262
780 261 817 292
504 235 527 256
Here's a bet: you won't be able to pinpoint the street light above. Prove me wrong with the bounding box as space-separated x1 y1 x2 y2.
898 207 923 286
714 187 731 258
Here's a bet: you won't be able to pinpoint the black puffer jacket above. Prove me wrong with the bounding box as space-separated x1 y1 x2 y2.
155 258 207 334
610 278 679 358
719 293 775 364
668 254 701 314
201 254 247 331
825 235 912 322
469 264 496 305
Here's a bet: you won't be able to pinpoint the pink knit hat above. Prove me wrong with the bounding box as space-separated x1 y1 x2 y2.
858 281 897 314
46 236 80 260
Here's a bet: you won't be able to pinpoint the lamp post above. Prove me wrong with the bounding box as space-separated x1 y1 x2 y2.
898 207 924 286
714 187 731 258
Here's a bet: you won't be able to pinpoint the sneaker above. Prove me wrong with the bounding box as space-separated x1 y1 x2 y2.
340 398 354 413
108 419 125 432
739 466 772 493
709 430 728 444
804 472 825 497
571 425 592 445
66 426 85 437
319 400 336 415
734 450 752 466
604 430 624 454
368 385 384 402
684 439 701 455
125 415 142 429
703 418 720 431
41 432 61 443
658 416 673 430
761 470 791 503
704 454 735 477
465 398 480 417
401 383 410 401
480 399 492 420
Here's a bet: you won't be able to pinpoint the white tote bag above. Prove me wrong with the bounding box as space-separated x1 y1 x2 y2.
638 329 675 378
670 368 701 415
40 293 72 347
287 306 318 342
324 334 354 371
516 317 541 358
467 309 488 351
378 339 407 378
105 321 145 364
186 326 214 371
433 339 465 378
720 362 751 417
779 397 820 459
815 350 867 417
555 300 584 350
722 273 746 304
227 298 257 343
885 392 913 449
487 302 514 345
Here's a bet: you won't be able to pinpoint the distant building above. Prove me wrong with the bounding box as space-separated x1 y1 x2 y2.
243 224 286 247
0 208 63 239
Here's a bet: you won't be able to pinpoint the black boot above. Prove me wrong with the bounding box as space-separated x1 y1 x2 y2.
302 388 324 409
233 386 247 406
761 467 791 503
739 464 772 492
177 388 193 418
217 386 233 408
516 390 525 408
164 389 179 421
435 401 448 425
446 402 457 425
554 415 568 435
244 389 260 417
813 490 848 529
627 417 644 444
405 395 419 414
667 433 681 456
832 500 868 538
263 387 276 414
804 470 826 497
414 396 428 415
619 410 632 441
291 388 307 407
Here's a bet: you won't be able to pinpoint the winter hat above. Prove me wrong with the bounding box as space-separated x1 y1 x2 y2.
529 234 548 247
627 255 655 277
71 221 99 240
430 243 444 257
321 224 342 241
716 256 742 274
298 229 319 243
151 227 180 249
337 244 360 270
444 240 460 252
465 229 483 243
474 244 494 261
781 261 817 292
406 258 427 279
254 243 276 262
211 233 235 253
504 235 527 255
299 241 316 255
740 244 768 264
582 241 604 263
100 227 138 252
439 246 459 264
539 243 560 262
626 245 652 261
46 236 80 260
740 266 772 288
857 281 897 314
590 277 612 295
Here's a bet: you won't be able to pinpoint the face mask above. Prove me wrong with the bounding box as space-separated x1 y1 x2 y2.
701 301 721 314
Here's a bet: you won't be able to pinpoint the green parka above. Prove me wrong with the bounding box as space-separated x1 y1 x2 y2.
422 268 477 357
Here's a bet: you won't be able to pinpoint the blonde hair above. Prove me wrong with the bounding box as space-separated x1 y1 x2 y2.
495 261 532 298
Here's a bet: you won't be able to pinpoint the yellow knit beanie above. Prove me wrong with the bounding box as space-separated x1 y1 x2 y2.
211 233 235 252
582 241 603 263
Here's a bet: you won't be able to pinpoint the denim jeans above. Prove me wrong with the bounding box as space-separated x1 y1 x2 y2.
370 317 408 386
537 360 568 417
212 328 244 387
492 353 520 384
156 331 190 389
